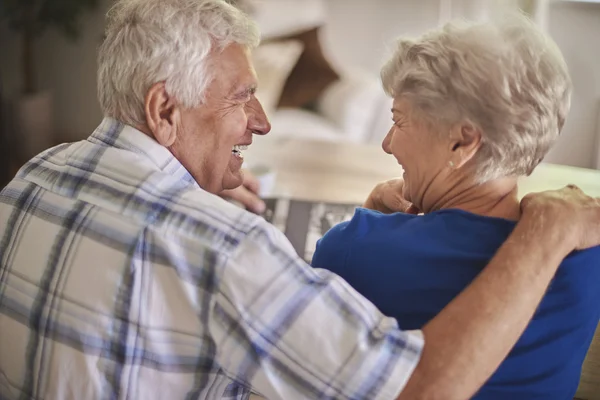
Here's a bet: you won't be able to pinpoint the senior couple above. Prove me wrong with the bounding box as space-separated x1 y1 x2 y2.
0 1 598 399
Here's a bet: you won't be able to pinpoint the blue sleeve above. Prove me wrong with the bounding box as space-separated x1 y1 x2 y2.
311 219 354 275
566 245 600 323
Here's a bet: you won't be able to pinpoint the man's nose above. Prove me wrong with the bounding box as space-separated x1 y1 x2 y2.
382 130 393 154
247 98 271 135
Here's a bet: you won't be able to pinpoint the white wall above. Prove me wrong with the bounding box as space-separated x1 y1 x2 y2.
545 1 600 168
322 0 517 76
322 0 441 75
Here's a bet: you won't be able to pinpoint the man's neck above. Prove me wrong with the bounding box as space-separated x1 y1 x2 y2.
423 177 521 221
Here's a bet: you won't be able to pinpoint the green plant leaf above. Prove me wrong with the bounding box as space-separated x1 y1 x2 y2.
1 0 99 39
1 0 100 94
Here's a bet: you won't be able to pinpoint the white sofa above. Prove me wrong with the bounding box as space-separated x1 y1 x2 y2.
266 72 391 145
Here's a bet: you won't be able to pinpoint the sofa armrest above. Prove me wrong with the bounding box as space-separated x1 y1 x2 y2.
576 322 600 400
316 72 391 143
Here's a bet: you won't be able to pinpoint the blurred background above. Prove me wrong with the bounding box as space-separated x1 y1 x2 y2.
1 0 599 187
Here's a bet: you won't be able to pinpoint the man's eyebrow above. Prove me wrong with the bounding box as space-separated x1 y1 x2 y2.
231 85 257 100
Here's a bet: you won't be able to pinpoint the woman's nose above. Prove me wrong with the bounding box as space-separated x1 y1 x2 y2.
382 130 393 154
247 98 271 135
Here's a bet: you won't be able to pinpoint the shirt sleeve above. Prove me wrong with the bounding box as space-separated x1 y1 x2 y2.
209 221 424 400
312 220 352 274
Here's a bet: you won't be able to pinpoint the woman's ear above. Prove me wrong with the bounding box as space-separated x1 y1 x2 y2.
144 82 181 147
448 121 482 168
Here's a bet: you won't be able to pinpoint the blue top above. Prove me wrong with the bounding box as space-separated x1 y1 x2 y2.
312 208 600 400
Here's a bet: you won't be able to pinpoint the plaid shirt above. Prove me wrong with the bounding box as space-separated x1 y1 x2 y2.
0 119 423 400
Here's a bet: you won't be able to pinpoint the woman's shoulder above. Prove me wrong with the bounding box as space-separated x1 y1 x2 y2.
324 207 516 242
311 208 416 270
312 207 519 270
562 245 600 269
315 208 391 247
348 207 421 231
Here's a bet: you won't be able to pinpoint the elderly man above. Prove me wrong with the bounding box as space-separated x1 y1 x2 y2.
0 1 599 399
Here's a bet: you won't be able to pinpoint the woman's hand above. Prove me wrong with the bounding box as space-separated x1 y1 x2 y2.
363 178 420 214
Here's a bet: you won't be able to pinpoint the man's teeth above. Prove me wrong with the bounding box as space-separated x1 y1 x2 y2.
232 145 248 158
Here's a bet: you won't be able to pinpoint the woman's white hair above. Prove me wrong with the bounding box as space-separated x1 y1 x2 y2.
97 0 260 126
381 13 572 181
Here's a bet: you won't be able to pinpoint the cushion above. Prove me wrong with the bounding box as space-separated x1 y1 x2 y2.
269 108 341 142
276 27 340 109
252 40 304 116
317 73 389 143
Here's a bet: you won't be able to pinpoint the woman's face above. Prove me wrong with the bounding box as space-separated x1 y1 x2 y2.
382 98 452 210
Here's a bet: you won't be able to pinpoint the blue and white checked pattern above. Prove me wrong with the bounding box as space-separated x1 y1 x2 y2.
0 118 423 400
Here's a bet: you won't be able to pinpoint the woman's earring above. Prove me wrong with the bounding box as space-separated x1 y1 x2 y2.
448 160 455 168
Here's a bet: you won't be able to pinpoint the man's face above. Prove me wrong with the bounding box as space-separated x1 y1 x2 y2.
170 43 270 193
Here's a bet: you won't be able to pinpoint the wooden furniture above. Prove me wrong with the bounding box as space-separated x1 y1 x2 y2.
246 136 600 399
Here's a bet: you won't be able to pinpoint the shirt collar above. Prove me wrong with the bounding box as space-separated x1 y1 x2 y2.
88 117 198 187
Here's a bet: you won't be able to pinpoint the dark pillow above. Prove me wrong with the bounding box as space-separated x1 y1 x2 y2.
276 27 340 109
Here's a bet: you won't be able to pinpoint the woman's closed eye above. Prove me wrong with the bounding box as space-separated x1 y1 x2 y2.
392 119 405 128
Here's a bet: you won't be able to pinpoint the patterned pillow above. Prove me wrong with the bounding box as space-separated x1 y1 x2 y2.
276 27 340 109
237 0 339 110
252 40 304 116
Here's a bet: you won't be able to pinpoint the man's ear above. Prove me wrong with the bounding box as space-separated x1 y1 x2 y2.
448 121 482 169
144 82 181 147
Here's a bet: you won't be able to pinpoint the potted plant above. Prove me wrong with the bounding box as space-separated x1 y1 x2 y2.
0 75 11 187
0 0 98 159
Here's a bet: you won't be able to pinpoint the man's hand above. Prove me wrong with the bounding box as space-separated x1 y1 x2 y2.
363 178 420 214
220 170 266 214
520 185 600 251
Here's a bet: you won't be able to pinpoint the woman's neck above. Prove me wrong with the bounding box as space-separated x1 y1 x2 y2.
422 176 521 221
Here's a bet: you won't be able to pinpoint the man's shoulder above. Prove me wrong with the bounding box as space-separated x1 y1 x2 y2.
4 138 278 258
165 186 272 245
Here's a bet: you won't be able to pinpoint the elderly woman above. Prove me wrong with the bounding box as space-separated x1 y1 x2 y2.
313 14 600 400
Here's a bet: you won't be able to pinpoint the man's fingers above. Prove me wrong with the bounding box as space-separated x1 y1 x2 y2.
242 170 261 194
520 185 600 250
221 186 266 214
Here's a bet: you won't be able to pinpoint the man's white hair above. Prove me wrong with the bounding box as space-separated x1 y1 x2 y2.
381 13 572 181
97 0 260 126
